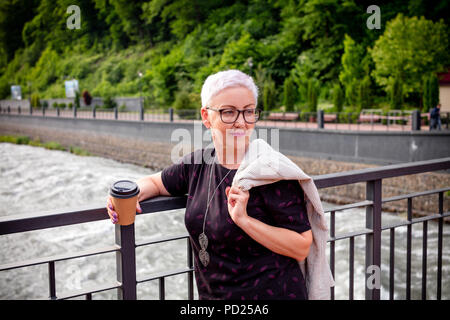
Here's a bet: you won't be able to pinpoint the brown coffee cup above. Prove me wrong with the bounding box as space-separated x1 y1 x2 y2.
109 180 140 226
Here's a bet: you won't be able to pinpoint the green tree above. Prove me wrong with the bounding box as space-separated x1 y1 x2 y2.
423 74 439 111
0 0 38 61
283 76 295 111
262 76 276 112
358 75 372 111
370 14 449 107
307 79 318 112
390 75 403 110
332 83 344 112
339 35 366 107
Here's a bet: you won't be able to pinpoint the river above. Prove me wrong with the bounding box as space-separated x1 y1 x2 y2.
0 143 448 300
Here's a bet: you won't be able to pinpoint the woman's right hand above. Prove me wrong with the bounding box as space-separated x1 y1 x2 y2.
106 196 142 224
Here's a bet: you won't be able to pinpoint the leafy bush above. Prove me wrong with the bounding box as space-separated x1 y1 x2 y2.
74 90 80 109
390 75 403 109
262 76 276 111
43 141 65 151
423 74 439 111
332 83 344 112
283 77 295 112
103 96 117 109
307 79 318 112
30 93 41 108
173 89 199 119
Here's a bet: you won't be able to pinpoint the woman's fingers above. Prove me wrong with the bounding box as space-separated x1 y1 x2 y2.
227 190 248 207
106 197 118 224
136 202 142 214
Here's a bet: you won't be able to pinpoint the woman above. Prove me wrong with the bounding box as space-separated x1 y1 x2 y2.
106 70 313 300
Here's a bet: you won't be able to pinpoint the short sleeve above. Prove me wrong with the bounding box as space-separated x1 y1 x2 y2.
161 153 191 196
260 180 311 234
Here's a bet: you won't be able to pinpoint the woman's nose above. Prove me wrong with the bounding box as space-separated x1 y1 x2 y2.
234 112 246 126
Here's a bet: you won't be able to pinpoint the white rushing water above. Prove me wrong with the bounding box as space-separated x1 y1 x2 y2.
0 143 448 300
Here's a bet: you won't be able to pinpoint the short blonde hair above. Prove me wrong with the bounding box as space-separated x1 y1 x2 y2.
201 69 259 108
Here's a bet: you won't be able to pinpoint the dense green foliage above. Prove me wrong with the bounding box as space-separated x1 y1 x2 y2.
423 74 440 111
0 0 449 111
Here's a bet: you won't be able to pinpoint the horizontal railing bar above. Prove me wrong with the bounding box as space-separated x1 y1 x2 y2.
0 245 120 271
324 200 373 213
327 212 449 242
382 187 450 203
0 158 447 236
0 196 187 235
137 267 195 284
380 212 450 232
135 233 190 248
56 281 121 300
327 228 373 242
313 157 450 189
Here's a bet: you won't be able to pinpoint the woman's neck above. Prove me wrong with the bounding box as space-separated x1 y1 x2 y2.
214 142 246 170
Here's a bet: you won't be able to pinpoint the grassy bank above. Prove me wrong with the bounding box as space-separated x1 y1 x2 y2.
0 135 91 156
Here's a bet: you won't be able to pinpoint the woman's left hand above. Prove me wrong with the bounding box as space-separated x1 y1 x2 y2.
225 186 250 227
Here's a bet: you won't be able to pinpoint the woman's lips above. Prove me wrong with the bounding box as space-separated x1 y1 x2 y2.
229 130 246 137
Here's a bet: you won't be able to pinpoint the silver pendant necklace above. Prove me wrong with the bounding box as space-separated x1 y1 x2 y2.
198 158 233 267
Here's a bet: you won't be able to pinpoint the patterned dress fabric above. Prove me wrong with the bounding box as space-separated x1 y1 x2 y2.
161 149 311 300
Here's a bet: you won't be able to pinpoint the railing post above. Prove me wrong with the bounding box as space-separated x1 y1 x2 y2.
114 107 118 120
140 103 144 121
365 179 382 300
73 104 77 118
317 109 324 129
93 106 96 119
169 107 174 122
411 110 421 131
115 224 137 300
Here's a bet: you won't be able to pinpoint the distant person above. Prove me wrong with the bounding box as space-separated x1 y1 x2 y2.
429 103 441 130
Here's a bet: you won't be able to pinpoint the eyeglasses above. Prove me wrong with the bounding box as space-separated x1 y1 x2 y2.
206 105 261 124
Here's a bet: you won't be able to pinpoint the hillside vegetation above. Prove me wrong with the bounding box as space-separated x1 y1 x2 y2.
0 0 448 112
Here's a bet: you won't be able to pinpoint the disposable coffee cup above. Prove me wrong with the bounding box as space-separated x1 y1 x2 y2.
109 180 140 226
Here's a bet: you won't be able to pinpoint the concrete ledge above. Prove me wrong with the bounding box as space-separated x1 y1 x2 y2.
1 114 449 165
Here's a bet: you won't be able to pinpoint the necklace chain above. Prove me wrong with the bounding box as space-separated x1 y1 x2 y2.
198 157 233 267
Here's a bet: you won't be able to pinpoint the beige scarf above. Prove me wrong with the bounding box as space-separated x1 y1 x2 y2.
232 139 335 300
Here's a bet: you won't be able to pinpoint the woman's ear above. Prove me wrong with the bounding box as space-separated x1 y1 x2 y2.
200 107 211 128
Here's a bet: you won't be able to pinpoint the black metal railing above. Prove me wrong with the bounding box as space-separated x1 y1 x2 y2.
2 105 449 132
0 158 449 300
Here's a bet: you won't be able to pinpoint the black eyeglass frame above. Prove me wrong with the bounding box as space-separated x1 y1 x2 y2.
205 106 261 124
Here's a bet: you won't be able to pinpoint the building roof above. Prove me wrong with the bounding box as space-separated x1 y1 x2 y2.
438 69 450 84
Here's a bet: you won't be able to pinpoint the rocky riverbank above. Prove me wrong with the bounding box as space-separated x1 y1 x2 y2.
1 122 448 220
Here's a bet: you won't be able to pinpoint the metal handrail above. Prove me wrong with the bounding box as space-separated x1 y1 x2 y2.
3 106 449 131
0 157 449 300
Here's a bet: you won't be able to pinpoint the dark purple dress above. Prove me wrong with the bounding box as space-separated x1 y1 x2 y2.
161 149 311 300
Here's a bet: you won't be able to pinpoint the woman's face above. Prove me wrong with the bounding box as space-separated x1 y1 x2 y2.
201 86 256 163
